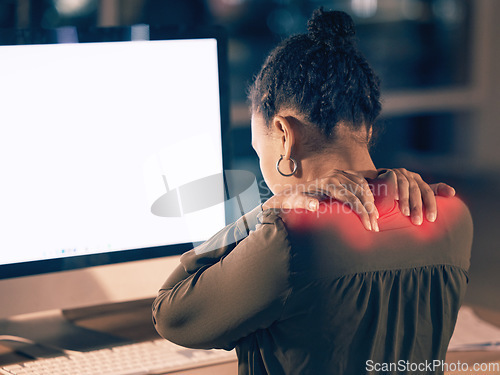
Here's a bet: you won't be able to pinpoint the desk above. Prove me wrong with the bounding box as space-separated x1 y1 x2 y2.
445 306 500 375
1 301 499 374
0 299 238 375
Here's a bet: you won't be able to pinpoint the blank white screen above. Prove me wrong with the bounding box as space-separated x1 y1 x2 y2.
0 39 225 265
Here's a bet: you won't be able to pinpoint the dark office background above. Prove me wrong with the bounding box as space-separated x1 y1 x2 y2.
1 0 499 309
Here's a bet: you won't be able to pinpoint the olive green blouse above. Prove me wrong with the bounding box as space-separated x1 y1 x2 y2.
153 173 473 375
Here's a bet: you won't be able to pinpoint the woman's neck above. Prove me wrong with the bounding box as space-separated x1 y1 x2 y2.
289 121 377 181
298 145 378 182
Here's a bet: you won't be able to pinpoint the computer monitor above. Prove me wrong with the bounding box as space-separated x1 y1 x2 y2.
0 25 231 338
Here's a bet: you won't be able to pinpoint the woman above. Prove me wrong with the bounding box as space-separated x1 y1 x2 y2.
153 9 472 375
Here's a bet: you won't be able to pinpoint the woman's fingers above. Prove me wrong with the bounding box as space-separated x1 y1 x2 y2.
415 174 437 222
393 168 448 224
337 173 379 231
314 173 378 231
330 188 374 231
393 168 424 225
430 183 456 197
393 169 411 217
264 172 378 231
262 194 319 212
408 176 423 225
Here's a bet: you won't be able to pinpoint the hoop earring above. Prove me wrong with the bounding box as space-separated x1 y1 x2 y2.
276 154 298 177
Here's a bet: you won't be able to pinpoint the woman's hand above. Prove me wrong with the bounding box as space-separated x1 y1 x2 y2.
389 168 455 225
263 171 379 232
262 169 456 231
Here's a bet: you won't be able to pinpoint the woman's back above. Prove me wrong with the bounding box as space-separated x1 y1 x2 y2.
249 174 473 374
153 173 472 375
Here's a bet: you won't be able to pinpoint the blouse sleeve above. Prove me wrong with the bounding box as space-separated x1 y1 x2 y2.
152 208 292 350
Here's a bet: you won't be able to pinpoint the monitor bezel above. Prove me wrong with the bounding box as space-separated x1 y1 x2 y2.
0 25 230 280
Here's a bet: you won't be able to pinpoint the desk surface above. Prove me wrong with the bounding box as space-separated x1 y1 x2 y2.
1 300 499 375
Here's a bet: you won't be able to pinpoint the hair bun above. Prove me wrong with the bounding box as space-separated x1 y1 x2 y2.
307 9 356 47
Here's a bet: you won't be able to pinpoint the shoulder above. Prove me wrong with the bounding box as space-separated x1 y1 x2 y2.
278 201 366 235
435 195 472 225
254 208 291 246
278 196 472 272
430 196 473 250
280 196 472 233
229 208 292 265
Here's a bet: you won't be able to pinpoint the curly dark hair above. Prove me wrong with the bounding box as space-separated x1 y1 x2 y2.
249 8 382 144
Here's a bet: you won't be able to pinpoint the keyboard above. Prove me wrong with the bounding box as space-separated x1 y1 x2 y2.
0 339 237 375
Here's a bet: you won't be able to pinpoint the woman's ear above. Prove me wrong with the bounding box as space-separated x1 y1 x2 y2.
272 115 296 159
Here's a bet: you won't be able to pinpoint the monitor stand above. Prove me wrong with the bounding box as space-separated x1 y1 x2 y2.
0 299 156 358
